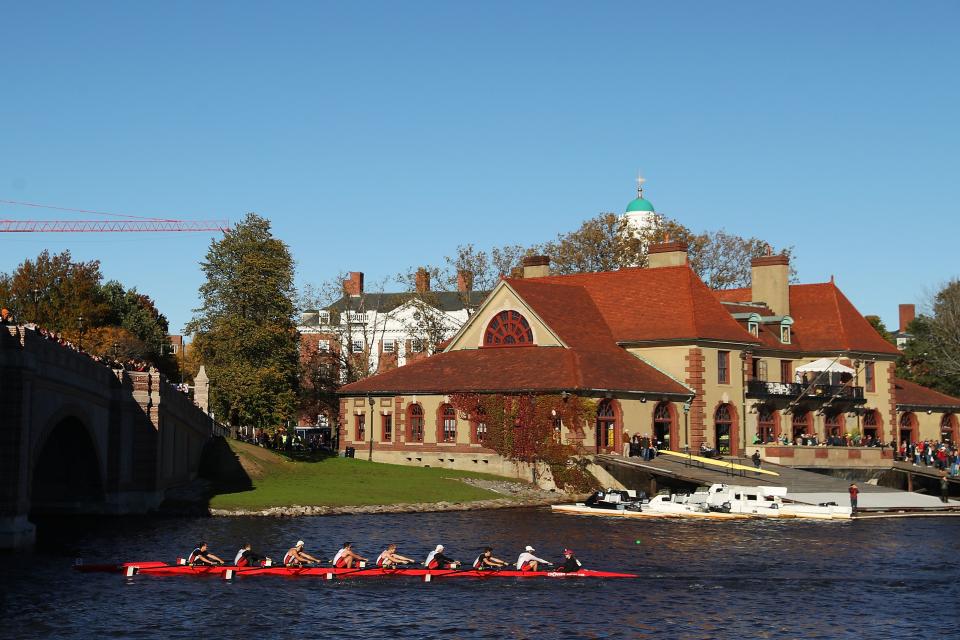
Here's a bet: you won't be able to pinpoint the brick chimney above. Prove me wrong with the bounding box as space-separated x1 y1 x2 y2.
521 255 550 279
415 268 431 293
750 252 790 317
647 240 689 268
343 272 364 297
899 304 915 333
457 270 474 293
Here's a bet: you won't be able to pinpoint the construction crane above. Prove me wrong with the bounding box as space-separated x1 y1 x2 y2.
0 199 230 233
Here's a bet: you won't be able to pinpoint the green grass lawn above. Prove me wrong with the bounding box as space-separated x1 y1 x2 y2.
209 439 510 510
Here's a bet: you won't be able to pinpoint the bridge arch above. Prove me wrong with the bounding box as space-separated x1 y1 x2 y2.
30 413 105 515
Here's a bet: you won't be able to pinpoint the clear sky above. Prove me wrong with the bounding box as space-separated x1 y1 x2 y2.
2 1 957 334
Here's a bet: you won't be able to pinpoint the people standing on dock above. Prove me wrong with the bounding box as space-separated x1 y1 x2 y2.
941 474 950 503
848 483 859 511
751 450 762 470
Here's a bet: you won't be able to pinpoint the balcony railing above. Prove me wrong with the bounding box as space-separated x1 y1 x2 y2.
746 380 864 402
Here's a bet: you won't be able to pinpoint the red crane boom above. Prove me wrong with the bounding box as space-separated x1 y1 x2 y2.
0 219 230 232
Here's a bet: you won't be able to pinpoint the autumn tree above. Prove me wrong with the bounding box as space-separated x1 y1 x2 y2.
897 281 960 397
187 213 300 429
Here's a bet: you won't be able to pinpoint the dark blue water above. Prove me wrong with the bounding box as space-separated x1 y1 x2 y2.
2 509 958 639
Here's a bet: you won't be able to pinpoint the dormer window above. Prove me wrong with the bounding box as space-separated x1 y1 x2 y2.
748 321 759 337
779 316 794 344
319 311 331 325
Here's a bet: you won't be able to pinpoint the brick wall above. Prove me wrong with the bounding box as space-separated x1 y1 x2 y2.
685 348 706 449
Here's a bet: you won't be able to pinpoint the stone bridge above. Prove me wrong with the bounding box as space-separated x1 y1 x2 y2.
0 325 222 549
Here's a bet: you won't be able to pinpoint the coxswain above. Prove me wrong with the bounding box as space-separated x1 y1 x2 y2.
555 548 583 573
187 542 224 566
425 544 460 569
515 545 551 572
376 543 415 568
284 540 322 566
472 547 508 571
233 543 270 567
332 542 368 568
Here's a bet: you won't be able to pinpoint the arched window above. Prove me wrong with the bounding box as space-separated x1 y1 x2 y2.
824 412 844 440
715 404 734 455
862 410 879 442
473 408 488 445
407 404 424 442
758 405 777 443
483 310 534 347
653 402 673 450
439 404 457 443
899 412 916 444
596 400 617 452
792 410 810 442
941 414 957 443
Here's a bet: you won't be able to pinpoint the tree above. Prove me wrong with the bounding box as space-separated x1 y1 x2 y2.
897 281 960 397
187 213 300 429
865 315 896 345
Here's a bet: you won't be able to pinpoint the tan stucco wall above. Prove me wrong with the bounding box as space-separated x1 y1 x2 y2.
447 284 563 351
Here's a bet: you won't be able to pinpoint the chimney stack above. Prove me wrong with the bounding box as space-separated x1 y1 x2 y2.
899 304 916 333
456 270 474 293
415 268 431 293
343 272 364 297
647 240 689 268
521 255 550 279
750 252 790 317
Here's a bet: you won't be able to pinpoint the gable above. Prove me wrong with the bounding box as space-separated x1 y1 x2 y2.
444 281 565 351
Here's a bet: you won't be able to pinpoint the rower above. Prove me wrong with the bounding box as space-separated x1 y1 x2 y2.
233 543 270 567
555 548 582 573
376 543 415 568
473 547 508 571
332 542 368 568
187 542 224 566
284 540 322 566
515 545 551 572
425 544 460 569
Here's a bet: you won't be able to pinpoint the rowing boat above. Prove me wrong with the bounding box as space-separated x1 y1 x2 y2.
75 563 637 579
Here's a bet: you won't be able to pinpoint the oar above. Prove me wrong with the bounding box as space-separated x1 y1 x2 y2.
422 562 464 582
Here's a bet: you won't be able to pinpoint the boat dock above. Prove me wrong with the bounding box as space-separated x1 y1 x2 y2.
595 453 960 517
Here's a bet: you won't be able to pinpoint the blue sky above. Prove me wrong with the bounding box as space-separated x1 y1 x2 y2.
2 1 957 334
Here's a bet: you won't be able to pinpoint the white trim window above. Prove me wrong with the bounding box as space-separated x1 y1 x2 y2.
318 311 331 325
410 338 424 353
318 339 330 353
351 339 364 354
383 338 395 354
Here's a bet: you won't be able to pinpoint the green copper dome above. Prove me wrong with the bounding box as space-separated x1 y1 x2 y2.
626 197 655 213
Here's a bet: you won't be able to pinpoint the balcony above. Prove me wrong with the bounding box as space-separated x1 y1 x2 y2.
746 380 865 403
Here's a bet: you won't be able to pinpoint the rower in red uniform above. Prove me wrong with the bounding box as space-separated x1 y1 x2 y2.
187 542 224 566
515 545 551 572
376 544 415 568
332 542 368 568
473 547 509 571
283 540 322 566
233 543 270 567
425 545 460 569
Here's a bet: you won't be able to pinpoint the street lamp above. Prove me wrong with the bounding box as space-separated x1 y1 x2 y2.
367 396 376 461
77 316 85 351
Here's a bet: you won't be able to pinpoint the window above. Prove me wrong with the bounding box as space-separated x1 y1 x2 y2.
941 414 956 443
824 412 843 438
792 410 810 441
318 339 330 353
752 359 768 382
440 404 457 442
748 321 759 337
170 344 179 354
355 414 365 441
715 404 734 454
473 408 488 444
865 362 875 392
758 405 776 443
899 412 916 444
382 414 392 442
383 339 395 354
863 410 878 441
717 351 730 384
780 325 791 344
319 311 331 325
351 339 364 354
410 338 423 353
483 310 534 347
653 402 673 450
407 404 424 442
780 360 792 384
595 400 617 451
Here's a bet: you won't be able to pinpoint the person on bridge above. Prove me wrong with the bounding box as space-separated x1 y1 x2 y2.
848 483 859 511
376 544 415 568
473 547 509 571
332 542 368 568
188 542 224 565
283 541 322 566
516 545 552 572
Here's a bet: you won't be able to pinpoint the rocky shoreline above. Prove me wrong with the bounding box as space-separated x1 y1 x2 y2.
209 478 584 518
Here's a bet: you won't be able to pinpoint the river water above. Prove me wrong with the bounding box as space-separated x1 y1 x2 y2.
2 509 958 639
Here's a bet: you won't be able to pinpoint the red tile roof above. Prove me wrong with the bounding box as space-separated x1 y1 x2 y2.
338 346 692 396
511 266 759 344
716 283 899 355
894 378 960 409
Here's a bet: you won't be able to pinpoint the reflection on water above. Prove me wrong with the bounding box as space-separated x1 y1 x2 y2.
3 510 959 639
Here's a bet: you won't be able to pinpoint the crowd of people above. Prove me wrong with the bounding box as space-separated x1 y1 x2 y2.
898 440 959 476
235 428 331 452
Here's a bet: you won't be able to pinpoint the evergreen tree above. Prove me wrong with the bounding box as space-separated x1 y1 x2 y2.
187 213 299 429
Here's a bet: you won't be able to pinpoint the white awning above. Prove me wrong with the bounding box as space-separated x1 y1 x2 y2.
795 358 855 375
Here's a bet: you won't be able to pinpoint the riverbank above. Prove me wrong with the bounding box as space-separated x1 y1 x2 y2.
205 440 570 514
